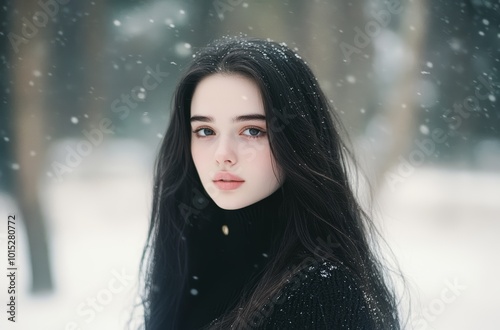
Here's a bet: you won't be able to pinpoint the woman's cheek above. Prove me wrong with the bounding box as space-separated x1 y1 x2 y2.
243 140 270 163
240 142 258 162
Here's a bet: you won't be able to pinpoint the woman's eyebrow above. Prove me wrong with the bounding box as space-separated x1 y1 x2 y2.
190 114 266 123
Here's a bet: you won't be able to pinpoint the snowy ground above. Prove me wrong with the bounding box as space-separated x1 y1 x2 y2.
0 138 498 329
0 139 154 330
378 166 500 330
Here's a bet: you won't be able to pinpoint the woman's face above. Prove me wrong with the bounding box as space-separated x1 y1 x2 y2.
190 73 283 210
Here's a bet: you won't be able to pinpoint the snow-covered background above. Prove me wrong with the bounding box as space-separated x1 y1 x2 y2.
0 139 153 330
1 143 499 329
379 167 500 330
1 1 499 329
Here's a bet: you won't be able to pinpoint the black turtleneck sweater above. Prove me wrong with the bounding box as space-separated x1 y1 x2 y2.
178 189 384 330
179 188 287 329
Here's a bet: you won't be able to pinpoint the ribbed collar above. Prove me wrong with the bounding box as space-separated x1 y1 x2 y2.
215 188 287 262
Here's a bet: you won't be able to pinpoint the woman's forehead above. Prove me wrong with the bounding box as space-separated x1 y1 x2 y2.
190 73 265 119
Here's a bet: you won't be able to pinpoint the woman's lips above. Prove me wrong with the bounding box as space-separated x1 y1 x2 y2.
213 180 244 190
213 172 244 182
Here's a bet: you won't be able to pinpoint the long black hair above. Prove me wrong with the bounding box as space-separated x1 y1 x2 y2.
139 36 403 329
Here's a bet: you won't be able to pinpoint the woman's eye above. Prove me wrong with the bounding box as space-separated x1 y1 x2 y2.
193 127 266 139
193 128 214 137
243 127 266 138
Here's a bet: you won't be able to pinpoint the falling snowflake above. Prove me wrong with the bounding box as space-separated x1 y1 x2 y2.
137 88 146 100
420 124 430 135
320 269 331 278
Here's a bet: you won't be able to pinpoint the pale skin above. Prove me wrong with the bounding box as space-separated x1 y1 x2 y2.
190 73 283 210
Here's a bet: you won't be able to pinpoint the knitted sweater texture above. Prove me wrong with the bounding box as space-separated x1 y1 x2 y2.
256 260 375 329
178 189 377 329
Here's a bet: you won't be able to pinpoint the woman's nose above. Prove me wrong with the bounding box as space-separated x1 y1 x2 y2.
214 137 237 166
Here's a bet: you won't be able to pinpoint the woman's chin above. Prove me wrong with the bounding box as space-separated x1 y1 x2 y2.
212 198 248 210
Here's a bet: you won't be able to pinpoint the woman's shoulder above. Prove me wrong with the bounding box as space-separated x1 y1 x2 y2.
257 259 375 329
279 259 367 307
288 259 358 287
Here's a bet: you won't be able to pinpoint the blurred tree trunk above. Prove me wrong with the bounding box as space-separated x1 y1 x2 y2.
82 0 109 125
191 0 230 45
296 0 373 138
372 0 430 191
10 1 53 292
0 2 15 191
286 0 427 196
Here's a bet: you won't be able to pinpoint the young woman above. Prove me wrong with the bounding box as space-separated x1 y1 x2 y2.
139 36 402 329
